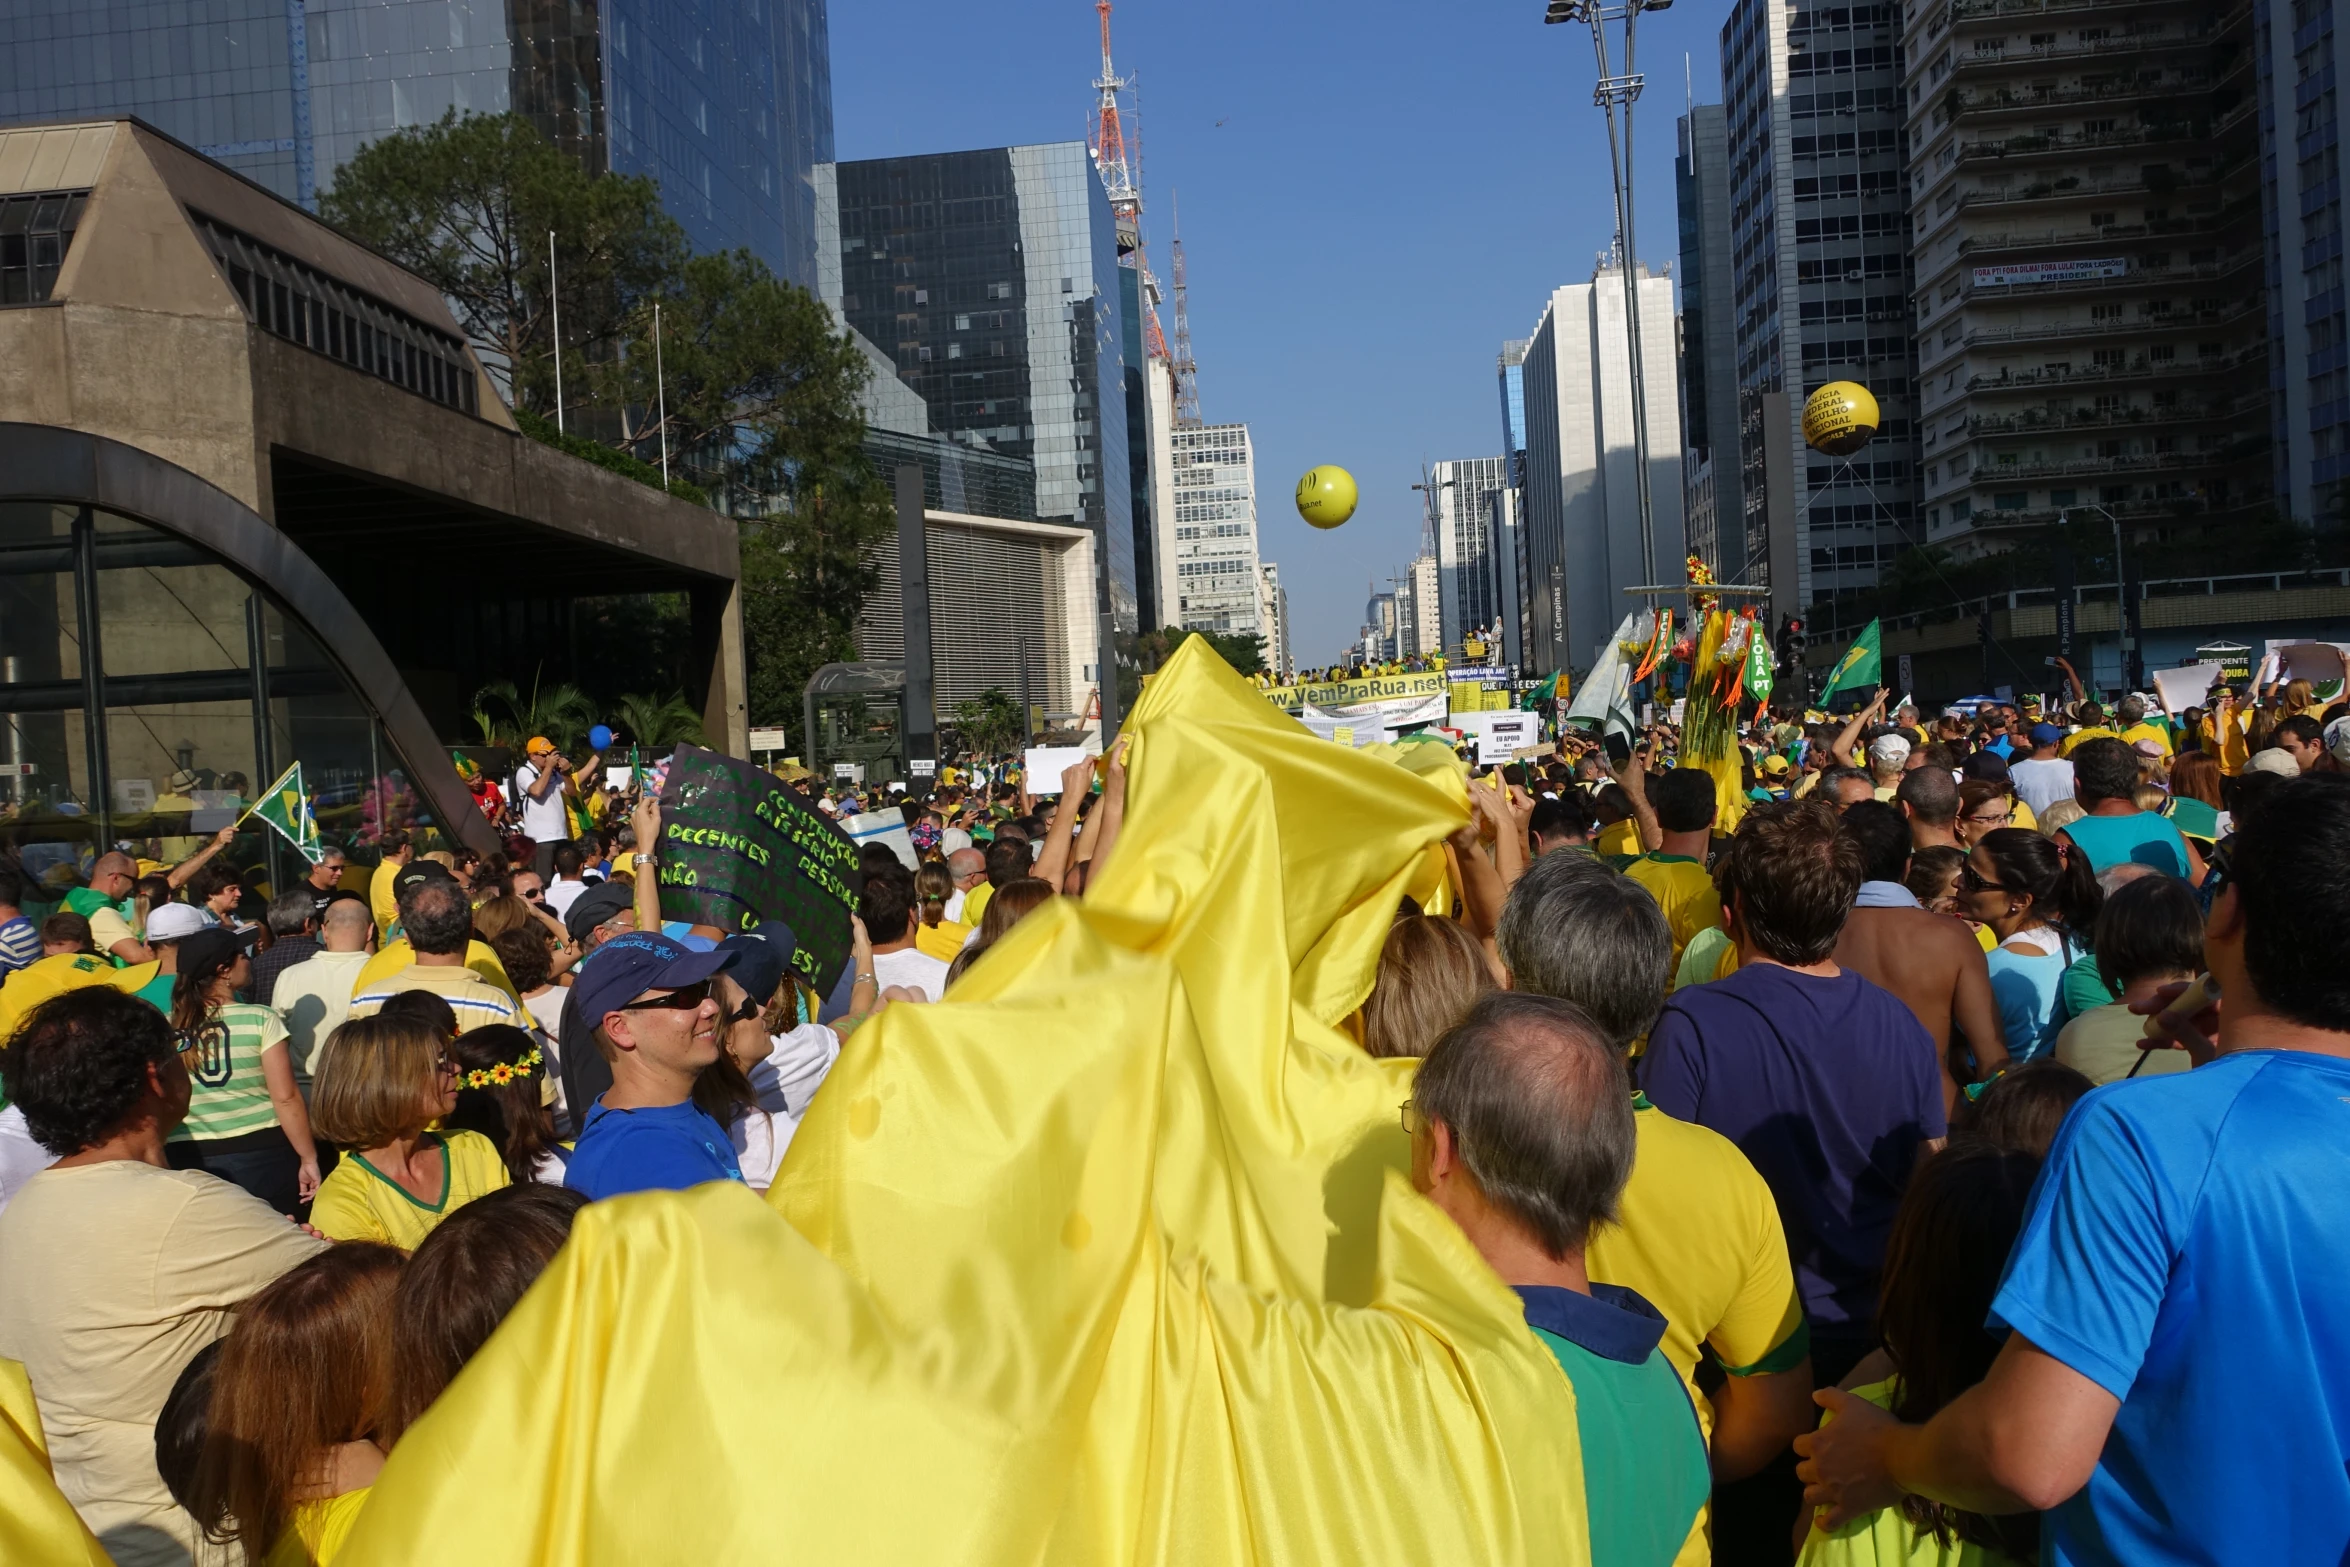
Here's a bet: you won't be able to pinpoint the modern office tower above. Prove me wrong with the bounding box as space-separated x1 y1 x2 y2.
1362 590 1400 663
1721 0 1915 623
1429 457 1512 656
1909 0 2266 559
1677 102 1745 582
1167 422 1263 636
821 145 1138 688
1405 554 1442 657
1146 356 1181 628
2260 0 2345 520
0 0 834 291
1258 562 1293 678
1520 259 1687 676
1496 340 1534 667
1499 339 1530 478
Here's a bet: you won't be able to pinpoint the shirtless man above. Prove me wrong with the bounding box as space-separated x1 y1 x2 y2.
1831 801 2011 1116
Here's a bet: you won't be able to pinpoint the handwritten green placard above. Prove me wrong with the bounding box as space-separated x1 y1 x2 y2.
655 745 861 993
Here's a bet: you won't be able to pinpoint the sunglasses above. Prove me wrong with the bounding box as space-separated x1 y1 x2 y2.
722 993 764 1026
1957 863 2016 895
621 978 712 1012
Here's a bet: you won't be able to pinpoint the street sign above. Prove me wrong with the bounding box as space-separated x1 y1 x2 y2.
749 726 789 751
909 758 937 777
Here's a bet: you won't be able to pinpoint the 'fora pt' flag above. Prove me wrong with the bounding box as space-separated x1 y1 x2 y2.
339 638 1597 1567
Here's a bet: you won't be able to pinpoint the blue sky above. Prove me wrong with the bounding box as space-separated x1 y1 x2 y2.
831 0 1732 665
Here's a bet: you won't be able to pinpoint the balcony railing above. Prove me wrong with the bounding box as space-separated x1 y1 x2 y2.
1949 0 2209 23
1950 31 2216 72
1961 403 2244 434
1956 451 2250 483
1948 251 2257 298
1805 563 2344 647
1957 207 2258 254
1956 125 2210 163
1954 78 2218 112
1960 172 2239 209
1959 298 2263 347
1963 349 2266 391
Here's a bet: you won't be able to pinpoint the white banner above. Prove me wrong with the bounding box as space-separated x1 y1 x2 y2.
1971 257 2127 288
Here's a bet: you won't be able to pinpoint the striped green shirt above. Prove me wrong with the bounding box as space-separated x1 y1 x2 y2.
170 1003 291 1143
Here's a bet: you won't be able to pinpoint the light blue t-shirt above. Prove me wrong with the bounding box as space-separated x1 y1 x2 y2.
2058 810 2191 879
1985 931 2083 1064
1991 1050 2350 1566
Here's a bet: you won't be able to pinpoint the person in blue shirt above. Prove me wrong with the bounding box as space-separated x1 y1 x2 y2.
1797 773 2350 1567
563 931 745 1201
1408 990 1709 1567
2052 737 2193 880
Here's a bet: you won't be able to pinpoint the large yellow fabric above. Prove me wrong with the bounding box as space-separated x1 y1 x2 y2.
340 639 1596 1565
0 1358 112 1567
0 952 161 1040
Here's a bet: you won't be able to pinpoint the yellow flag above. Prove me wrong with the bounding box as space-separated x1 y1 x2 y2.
340 638 1594 1566
0 1360 112 1567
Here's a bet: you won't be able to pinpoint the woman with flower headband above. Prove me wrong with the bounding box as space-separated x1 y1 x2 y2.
443 1023 567 1185
307 1014 511 1248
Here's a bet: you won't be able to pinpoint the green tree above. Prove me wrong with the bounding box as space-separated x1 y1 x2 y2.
949 687 1023 757
613 690 708 750
472 673 596 751
321 111 684 417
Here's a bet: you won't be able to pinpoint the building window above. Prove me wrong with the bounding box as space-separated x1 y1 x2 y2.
0 189 87 306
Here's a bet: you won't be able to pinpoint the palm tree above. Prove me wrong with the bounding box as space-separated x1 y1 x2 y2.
614 690 707 751
472 672 597 752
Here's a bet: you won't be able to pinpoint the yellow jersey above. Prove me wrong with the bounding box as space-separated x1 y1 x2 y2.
264 1487 372 1567
1623 854 1724 971
309 1130 511 1250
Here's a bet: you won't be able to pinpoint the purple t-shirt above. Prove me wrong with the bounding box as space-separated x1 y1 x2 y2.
1638 963 1946 1335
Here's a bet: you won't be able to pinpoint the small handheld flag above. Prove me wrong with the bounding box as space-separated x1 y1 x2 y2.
239 762 324 864
1819 619 1883 708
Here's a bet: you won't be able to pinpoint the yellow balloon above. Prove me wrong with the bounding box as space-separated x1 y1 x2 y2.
1294 466 1359 529
1802 381 1880 457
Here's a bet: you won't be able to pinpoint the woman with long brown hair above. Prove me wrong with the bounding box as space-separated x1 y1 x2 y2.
442 1023 565 1185
190 1241 404 1566
163 927 320 1215
1360 915 1495 1059
943 876 1055 988
2165 748 2226 845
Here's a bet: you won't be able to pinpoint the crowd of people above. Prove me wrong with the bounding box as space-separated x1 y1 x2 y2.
0 667 2344 1566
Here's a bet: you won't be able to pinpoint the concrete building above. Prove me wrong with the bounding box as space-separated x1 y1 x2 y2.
1906 0 2266 558
1520 259 1686 676
1677 101 1745 582
1167 422 1263 636
1145 355 1181 628
1430 456 1511 656
2260 0 2350 520
1397 553 1442 659
818 144 1136 733
0 119 743 871
1257 562 1293 679
0 0 835 292
1721 0 1916 624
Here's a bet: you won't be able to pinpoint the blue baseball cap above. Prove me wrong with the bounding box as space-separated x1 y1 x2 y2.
2030 722 2063 746
570 931 737 1030
714 927 795 1008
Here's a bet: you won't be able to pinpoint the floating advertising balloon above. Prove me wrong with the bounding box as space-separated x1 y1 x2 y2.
1802 381 1880 456
588 724 615 752
1294 466 1359 529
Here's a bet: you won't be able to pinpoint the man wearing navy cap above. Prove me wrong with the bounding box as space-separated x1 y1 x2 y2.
563 932 744 1201
2006 721 2076 821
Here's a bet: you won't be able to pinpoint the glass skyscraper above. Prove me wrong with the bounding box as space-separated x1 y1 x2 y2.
819 144 1139 641
0 0 834 290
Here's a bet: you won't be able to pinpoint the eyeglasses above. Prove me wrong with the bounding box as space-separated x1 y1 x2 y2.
1963 810 2013 829
621 979 712 1011
1399 1100 1425 1135
1957 863 2015 895
435 1056 459 1077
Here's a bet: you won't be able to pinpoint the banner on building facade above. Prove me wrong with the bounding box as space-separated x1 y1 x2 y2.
1970 257 2127 288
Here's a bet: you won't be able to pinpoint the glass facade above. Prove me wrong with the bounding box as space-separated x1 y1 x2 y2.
0 501 445 907
828 143 1138 633
0 0 833 292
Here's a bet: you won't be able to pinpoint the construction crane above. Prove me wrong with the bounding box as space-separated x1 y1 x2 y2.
1087 1 1170 360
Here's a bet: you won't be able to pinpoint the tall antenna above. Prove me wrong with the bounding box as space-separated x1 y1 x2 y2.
1169 192 1201 425
1086 2 1169 359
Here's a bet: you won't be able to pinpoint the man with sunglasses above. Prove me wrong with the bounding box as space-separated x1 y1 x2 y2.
563 932 744 1201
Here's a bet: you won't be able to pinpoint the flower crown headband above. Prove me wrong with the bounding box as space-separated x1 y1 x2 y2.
462 1045 542 1091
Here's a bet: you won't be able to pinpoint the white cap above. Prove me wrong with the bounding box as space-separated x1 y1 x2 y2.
1867 733 1913 770
2326 715 2350 765
143 902 215 943
2245 747 2301 778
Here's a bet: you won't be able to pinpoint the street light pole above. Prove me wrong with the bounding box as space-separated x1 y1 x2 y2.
2062 504 2131 693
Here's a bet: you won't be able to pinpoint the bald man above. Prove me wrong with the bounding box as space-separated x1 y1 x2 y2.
944 847 987 924
63 854 150 966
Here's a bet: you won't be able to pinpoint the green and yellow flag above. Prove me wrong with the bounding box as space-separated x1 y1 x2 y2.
242 761 322 864
1819 618 1882 707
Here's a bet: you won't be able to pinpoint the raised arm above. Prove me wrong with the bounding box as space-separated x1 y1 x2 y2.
1031 756 1094 893
631 795 663 936
1830 689 1889 771
166 825 239 892
1611 742 1665 853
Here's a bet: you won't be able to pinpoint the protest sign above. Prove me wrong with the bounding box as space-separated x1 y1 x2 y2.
656 745 862 994
2152 662 2224 716
1024 746 1094 792
844 809 917 870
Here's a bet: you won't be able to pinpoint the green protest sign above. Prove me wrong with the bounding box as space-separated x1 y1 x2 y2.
655 745 862 994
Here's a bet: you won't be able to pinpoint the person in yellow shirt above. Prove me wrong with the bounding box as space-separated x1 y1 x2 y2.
2057 701 2119 758
1494 851 1814 1567
2113 694 2173 757
2197 688 2251 775
366 830 415 939
1623 769 1725 971
308 1013 511 1249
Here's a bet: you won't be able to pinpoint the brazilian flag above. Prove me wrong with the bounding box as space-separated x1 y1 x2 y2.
244 761 323 864
1819 619 1882 707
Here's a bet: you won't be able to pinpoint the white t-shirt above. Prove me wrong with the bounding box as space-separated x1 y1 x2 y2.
269 948 373 1087
2008 756 2077 819
512 761 570 843
523 987 568 1120
871 945 951 1004
0 1104 56 1221
543 877 589 920
944 886 968 924
749 1023 841 1120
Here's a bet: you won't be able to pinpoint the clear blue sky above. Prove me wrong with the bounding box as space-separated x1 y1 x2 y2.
830 0 1729 666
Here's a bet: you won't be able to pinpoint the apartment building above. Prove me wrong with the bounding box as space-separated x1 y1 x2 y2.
1906 0 2267 555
